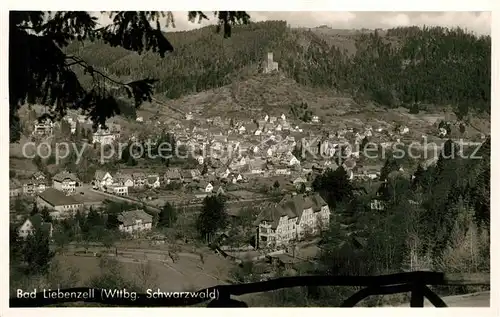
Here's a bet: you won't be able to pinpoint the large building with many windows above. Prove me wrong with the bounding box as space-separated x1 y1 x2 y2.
255 193 331 249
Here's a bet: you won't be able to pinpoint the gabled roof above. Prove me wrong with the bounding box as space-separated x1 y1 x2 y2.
164 168 182 180
52 171 79 182
38 188 81 206
310 194 327 211
255 193 329 229
216 186 225 195
131 172 146 179
21 179 46 186
115 173 133 181
253 203 282 229
180 169 193 178
190 169 201 177
23 214 52 236
94 170 111 181
293 177 307 184
147 176 158 184
249 159 266 170
117 209 153 227
32 171 46 179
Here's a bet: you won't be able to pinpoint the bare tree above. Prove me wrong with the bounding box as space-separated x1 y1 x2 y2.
134 260 158 289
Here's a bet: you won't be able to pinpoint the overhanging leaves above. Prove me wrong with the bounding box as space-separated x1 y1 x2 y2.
9 11 251 143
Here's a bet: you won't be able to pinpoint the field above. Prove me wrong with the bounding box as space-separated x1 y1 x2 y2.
56 243 236 292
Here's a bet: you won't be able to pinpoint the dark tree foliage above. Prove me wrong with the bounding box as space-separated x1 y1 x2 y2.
196 195 228 243
412 164 428 190
23 228 55 275
312 166 354 208
435 139 458 176
470 137 490 224
9 11 250 142
86 208 103 226
379 173 412 206
379 158 400 182
105 214 119 230
297 182 306 194
40 207 52 222
10 226 22 265
201 163 208 175
413 137 491 256
30 203 39 216
360 136 369 151
158 202 177 227
314 137 490 281
292 143 303 159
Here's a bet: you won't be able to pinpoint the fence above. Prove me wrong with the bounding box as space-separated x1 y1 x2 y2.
10 271 489 307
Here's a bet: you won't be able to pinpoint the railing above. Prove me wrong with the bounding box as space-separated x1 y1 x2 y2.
10 271 489 307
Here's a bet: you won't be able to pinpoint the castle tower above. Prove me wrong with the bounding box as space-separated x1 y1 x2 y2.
264 52 278 73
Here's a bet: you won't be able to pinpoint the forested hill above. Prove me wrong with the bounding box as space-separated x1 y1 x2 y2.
65 21 491 115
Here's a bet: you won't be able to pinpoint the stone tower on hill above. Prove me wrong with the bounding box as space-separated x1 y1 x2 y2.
263 52 279 73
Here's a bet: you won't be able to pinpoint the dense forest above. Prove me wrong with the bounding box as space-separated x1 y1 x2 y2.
66 21 491 116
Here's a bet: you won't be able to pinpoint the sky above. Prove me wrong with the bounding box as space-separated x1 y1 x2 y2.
96 11 491 36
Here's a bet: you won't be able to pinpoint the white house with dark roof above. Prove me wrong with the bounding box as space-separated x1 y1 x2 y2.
36 188 84 219
114 173 134 187
117 209 153 234
203 182 214 193
18 214 53 239
52 171 80 193
255 193 330 248
93 170 113 190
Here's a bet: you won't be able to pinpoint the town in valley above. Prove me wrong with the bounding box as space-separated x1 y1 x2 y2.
9 11 491 307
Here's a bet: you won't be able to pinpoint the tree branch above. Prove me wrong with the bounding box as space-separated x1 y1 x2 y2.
65 55 125 88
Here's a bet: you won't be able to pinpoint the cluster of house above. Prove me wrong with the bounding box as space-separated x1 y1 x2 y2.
15 116 397 202
32 115 122 145
17 206 154 240
167 122 395 183
11 169 155 238
34 185 153 235
91 168 243 199
10 171 79 197
18 190 333 248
